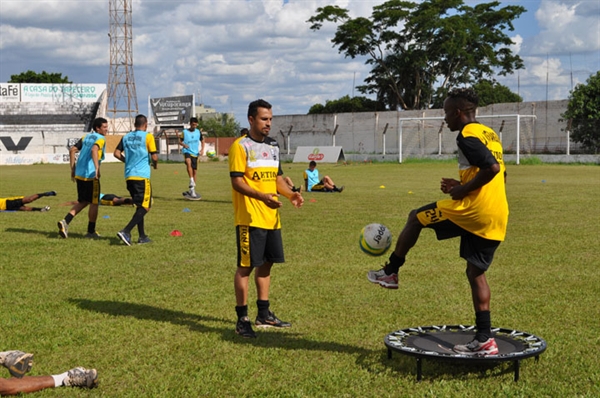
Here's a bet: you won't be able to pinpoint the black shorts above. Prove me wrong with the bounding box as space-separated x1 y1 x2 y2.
76 179 100 204
184 153 198 170
310 179 329 192
236 225 284 268
415 202 501 271
5 198 24 210
126 179 152 209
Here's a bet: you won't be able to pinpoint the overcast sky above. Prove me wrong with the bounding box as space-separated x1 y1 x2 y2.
1 0 599 125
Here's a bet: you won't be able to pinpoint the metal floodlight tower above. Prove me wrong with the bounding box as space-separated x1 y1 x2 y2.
107 0 138 133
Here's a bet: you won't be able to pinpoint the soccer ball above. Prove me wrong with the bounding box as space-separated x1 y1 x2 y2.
359 223 392 256
206 149 216 158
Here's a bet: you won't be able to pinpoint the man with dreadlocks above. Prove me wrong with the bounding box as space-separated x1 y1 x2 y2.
367 87 508 356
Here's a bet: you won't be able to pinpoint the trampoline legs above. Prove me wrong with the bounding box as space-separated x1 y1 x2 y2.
513 360 520 382
416 358 422 382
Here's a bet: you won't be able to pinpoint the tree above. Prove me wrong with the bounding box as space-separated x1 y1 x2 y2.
198 113 240 137
9 70 72 84
308 0 525 110
308 95 385 114
428 79 521 108
561 71 600 154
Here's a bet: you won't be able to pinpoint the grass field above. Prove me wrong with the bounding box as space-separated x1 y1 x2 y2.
0 160 598 397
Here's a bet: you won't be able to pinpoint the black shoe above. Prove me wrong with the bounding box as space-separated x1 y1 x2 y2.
236 316 257 338
43 191 57 196
255 311 291 328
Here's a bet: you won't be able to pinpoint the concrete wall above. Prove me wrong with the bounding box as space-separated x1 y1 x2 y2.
271 100 583 157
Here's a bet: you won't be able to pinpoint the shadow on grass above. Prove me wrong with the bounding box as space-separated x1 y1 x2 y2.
69 298 514 380
153 195 231 205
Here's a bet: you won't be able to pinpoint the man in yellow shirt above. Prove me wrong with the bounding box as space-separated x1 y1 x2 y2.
229 99 304 338
367 88 508 356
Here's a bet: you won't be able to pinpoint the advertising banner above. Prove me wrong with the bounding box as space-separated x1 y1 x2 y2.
293 146 346 163
19 83 105 103
0 83 21 102
150 95 194 126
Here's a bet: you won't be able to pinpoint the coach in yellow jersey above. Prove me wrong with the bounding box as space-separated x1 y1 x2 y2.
229 99 304 338
367 88 508 356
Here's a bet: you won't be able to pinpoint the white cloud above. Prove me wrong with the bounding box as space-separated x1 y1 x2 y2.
1 0 598 123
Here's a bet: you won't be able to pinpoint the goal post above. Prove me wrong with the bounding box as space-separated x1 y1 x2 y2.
397 114 536 164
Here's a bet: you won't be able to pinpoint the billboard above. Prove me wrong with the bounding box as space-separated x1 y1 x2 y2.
150 95 194 126
0 83 105 103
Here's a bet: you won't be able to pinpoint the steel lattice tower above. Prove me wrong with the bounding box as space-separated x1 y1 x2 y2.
107 0 138 133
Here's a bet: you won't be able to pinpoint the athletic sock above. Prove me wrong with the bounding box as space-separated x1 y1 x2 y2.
257 300 270 319
475 310 492 341
124 207 147 232
137 218 145 238
64 213 74 224
384 252 405 275
52 371 69 387
87 222 96 234
235 305 248 319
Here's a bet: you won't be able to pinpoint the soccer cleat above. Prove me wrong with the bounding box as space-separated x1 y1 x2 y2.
43 191 57 196
453 338 499 356
187 192 202 201
63 367 98 389
255 311 291 328
117 230 132 246
137 236 152 244
182 191 191 197
1 351 34 378
41 206 51 212
366 268 399 289
84 232 101 239
235 316 257 338
338 185 345 193
57 220 68 238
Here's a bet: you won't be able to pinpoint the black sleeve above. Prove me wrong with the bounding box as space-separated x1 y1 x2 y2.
457 135 498 169
116 138 124 152
73 139 83 151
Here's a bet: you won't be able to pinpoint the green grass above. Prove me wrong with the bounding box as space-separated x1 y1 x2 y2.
1 161 599 397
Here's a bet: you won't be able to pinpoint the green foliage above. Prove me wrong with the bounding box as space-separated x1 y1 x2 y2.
1 162 599 396
308 95 385 114
308 0 525 110
431 79 522 108
9 70 72 84
198 113 240 137
561 71 600 153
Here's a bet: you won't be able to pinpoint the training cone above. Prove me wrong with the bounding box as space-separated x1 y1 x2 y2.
103 215 110 219
379 185 385 189
170 230 183 237
309 198 317 203
183 208 191 212
408 191 413 194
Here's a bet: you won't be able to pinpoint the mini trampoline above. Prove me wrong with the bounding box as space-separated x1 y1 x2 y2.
384 325 547 381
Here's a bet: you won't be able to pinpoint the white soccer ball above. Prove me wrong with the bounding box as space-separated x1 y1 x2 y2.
359 223 392 256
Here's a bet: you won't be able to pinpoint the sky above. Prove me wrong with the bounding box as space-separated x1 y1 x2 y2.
0 0 599 125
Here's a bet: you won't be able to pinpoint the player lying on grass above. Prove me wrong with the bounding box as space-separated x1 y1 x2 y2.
0 350 97 396
0 191 55 212
60 193 133 207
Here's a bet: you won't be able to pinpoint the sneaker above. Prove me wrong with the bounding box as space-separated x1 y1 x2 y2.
2 351 34 378
182 191 191 197
255 311 291 328
57 220 68 238
116 230 132 246
84 232 101 239
338 185 345 193
63 367 98 389
187 192 202 201
235 316 257 338
43 191 57 196
41 206 51 212
366 268 398 289
137 236 152 244
453 338 499 356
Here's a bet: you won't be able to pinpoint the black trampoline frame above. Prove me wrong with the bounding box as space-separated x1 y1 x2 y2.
384 325 547 381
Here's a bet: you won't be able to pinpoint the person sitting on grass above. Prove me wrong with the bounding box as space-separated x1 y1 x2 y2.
0 191 56 212
0 350 98 396
303 161 344 192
